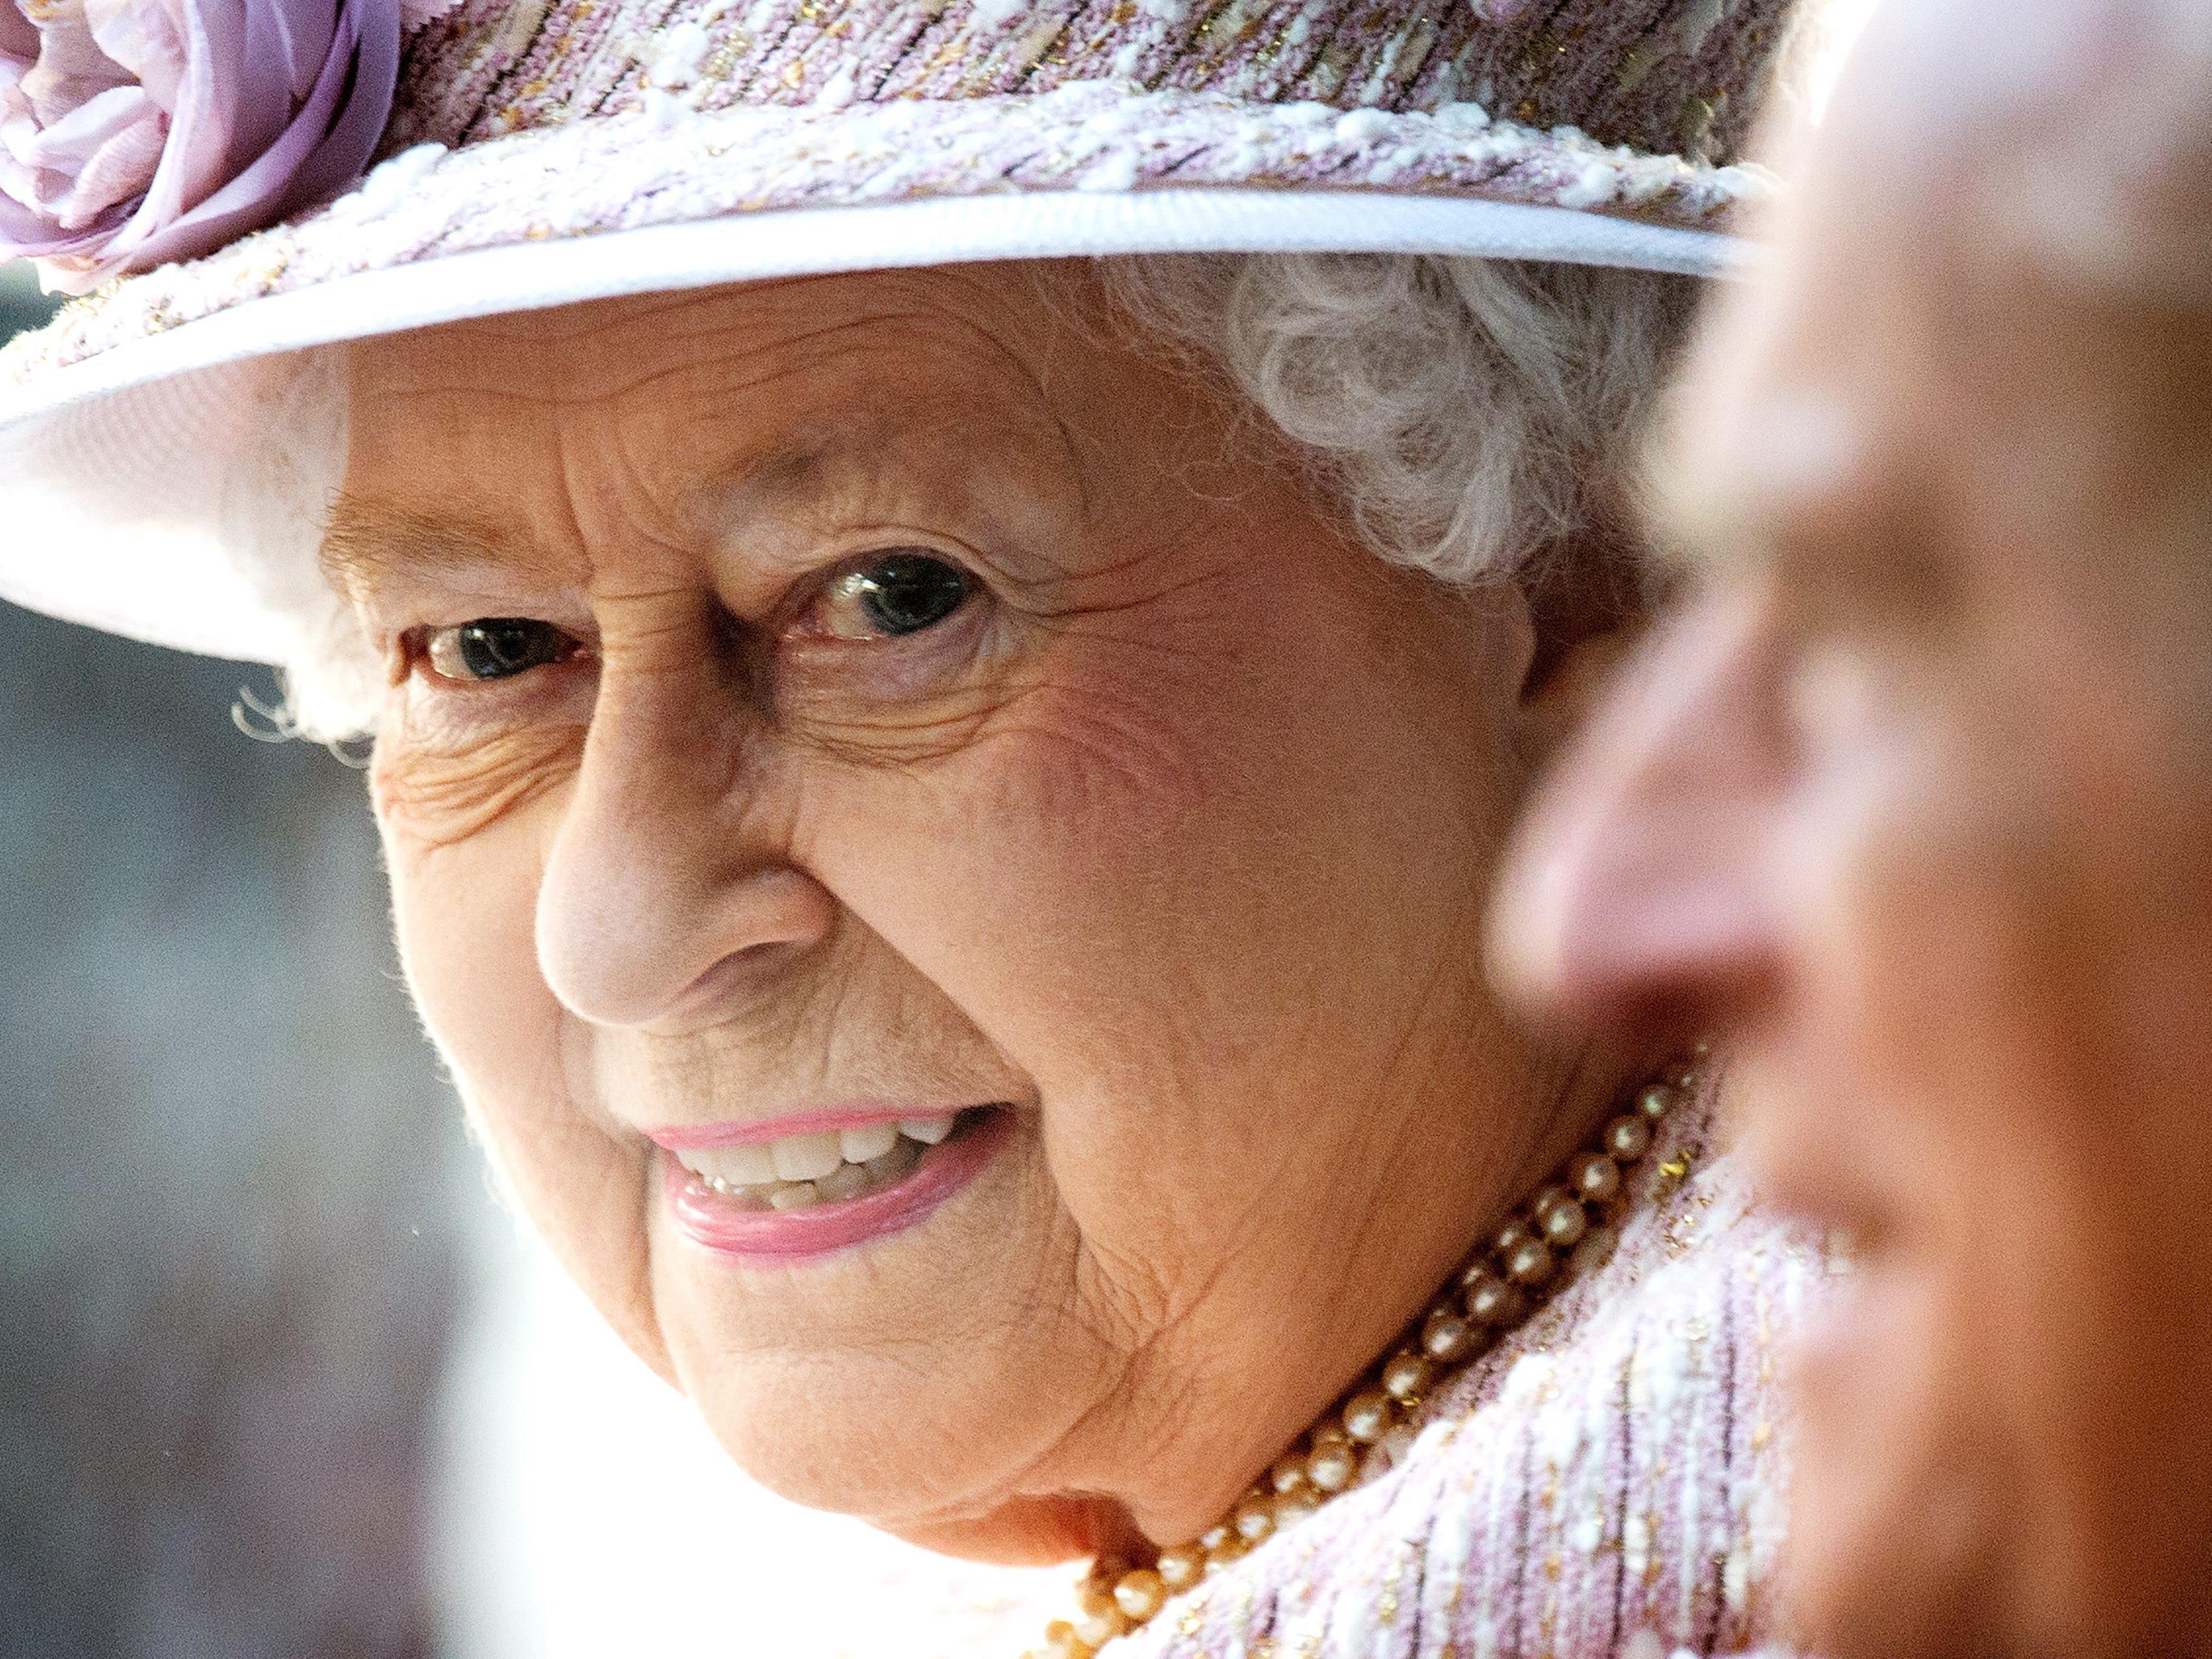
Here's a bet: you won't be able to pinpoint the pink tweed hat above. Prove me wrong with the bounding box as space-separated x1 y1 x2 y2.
0 0 1804 664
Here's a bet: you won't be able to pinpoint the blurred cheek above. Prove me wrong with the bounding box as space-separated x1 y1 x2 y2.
1743 684 1966 1218
1756 675 2132 1650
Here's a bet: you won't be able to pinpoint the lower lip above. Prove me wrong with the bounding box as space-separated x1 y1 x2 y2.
661 1111 1012 1264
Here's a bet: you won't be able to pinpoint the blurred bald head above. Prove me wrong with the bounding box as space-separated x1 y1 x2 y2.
1493 5 2212 1658
1812 0 2209 314
1667 0 2212 748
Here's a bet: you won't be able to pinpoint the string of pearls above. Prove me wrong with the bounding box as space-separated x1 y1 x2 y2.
1026 1055 1701 1659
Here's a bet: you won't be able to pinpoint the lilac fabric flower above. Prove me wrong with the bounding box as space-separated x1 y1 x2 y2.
0 0 398 292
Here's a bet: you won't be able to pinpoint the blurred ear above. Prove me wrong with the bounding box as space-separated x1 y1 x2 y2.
1519 524 1659 766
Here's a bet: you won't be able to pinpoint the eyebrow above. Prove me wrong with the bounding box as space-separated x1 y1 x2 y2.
319 499 553 603
317 434 868 604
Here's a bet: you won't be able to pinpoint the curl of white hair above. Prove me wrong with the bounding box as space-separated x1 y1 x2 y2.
279 253 1689 742
1096 253 1691 592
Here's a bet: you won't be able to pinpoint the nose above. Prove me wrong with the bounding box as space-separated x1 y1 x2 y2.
535 613 837 1030
1490 587 1793 1039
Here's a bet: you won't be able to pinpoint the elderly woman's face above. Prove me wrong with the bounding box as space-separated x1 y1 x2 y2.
334 264 1566 1560
1494 19 2212 1656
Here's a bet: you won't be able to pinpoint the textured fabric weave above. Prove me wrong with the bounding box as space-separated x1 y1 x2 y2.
0 85 1763 383
388 0 1788 166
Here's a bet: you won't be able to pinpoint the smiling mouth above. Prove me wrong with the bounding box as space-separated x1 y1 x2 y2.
663 1106 994 1208
659 1106 1010 1261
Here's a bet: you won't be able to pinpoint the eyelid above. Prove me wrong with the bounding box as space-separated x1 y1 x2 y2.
363 575 597 643
777 544 982 643
402 620 593 687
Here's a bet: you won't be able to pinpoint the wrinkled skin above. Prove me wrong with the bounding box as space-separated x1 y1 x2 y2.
1492 5 2212 1657
332 262 1626 1564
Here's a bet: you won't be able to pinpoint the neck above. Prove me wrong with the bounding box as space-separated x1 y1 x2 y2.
1049 1045 1711 1651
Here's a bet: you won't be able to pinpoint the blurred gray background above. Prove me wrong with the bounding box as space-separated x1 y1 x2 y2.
1 262 466 1659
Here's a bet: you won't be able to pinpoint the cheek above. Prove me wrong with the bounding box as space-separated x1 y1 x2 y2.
385 825 553 1080
1779 707 2060 1183
374 731 575 1077
379 783 669 1371
371 721 584 847
371 719 592 1105
1771 718 2162 1641
814 574 1501 1016
794 642 1261 1115
793 567 1512 1219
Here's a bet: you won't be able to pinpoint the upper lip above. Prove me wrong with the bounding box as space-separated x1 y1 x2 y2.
646 1102 988 1151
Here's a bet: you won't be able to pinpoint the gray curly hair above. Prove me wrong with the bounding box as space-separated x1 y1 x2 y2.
281 252 1690 740
1100 253 1690 588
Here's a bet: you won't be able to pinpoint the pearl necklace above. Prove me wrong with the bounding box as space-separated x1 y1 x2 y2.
1028 1055 1702 1659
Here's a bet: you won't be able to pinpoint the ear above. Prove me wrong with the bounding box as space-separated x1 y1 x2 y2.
1516 527 1657 768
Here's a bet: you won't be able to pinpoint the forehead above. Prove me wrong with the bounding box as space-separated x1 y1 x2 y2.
1669 202 2210 568
348 261 1073 403
1655 213 1915 579
1657 54 2081 584
332 264 1104 588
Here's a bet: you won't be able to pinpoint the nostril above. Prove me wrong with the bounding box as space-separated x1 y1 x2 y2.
661 940 807 1026
1553 872 1784 1033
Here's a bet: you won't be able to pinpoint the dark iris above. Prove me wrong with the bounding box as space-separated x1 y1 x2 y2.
455 618 573 680
851 553 972 637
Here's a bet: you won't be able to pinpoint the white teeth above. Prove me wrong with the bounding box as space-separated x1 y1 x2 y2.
692 1141 780 1187
770 1131 844 1182
680 1110 977 1210
840 1122 900 1163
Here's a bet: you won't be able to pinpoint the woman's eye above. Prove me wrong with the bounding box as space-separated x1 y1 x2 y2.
812 552 974 640
423 618 581 683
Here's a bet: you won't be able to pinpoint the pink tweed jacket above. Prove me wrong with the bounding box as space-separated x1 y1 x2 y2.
1117 1073 1821 1659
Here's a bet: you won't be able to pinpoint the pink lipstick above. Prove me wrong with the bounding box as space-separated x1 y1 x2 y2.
658 1106 1010 1263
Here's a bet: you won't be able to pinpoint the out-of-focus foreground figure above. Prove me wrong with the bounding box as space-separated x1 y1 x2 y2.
1493 3 2212 1658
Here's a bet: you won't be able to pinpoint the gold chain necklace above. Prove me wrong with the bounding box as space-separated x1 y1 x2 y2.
1027 1054 1702 1659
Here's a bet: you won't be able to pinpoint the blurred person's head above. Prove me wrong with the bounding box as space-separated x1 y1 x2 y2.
1493 2 2212 1655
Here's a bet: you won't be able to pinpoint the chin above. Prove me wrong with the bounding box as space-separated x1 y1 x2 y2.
885 1498 1135 1567
1782 1289 2017 1659
681 1375 1113 1566
678 1359 990 1521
